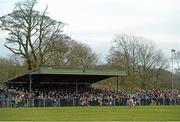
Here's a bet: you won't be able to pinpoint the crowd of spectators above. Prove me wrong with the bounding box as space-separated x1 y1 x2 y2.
0 85 180 107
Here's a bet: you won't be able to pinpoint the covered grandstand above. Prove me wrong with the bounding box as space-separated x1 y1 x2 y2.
5 67 127 92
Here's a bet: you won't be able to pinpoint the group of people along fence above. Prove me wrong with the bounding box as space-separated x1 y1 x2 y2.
0 86 180 107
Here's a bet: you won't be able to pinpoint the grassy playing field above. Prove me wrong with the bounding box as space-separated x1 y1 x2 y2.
0 106 180 121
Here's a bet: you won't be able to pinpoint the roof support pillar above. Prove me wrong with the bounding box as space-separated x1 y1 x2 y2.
29 74 32 93
117 76 119 91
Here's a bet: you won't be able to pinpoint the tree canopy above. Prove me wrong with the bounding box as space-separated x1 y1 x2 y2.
107 34 169 88
0 0 64 70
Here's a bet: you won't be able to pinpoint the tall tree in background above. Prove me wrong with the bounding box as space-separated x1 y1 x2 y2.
44 35 70 66
107 34 168 88
107 34 141 82
67 40 99 69
0 0 64 70
38 36 99 68
175 51 180 70
175 51 180 80
138 40 168 87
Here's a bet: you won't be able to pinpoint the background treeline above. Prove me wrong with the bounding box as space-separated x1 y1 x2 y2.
0 0 180 89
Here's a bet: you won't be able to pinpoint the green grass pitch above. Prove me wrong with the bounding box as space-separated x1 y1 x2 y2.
0 106 180 121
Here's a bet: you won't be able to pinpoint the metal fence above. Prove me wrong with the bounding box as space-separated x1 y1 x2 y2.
0 98 180 108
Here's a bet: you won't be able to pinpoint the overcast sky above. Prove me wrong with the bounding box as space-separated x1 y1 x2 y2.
0 0 180 63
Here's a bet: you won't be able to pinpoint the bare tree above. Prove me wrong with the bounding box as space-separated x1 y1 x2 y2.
138 41 168 87
175 51 180 80
107 34 168 88
175 51 180 70
44 35 70 66
107 34 141 82
67 40 99 69
0 0 64 70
